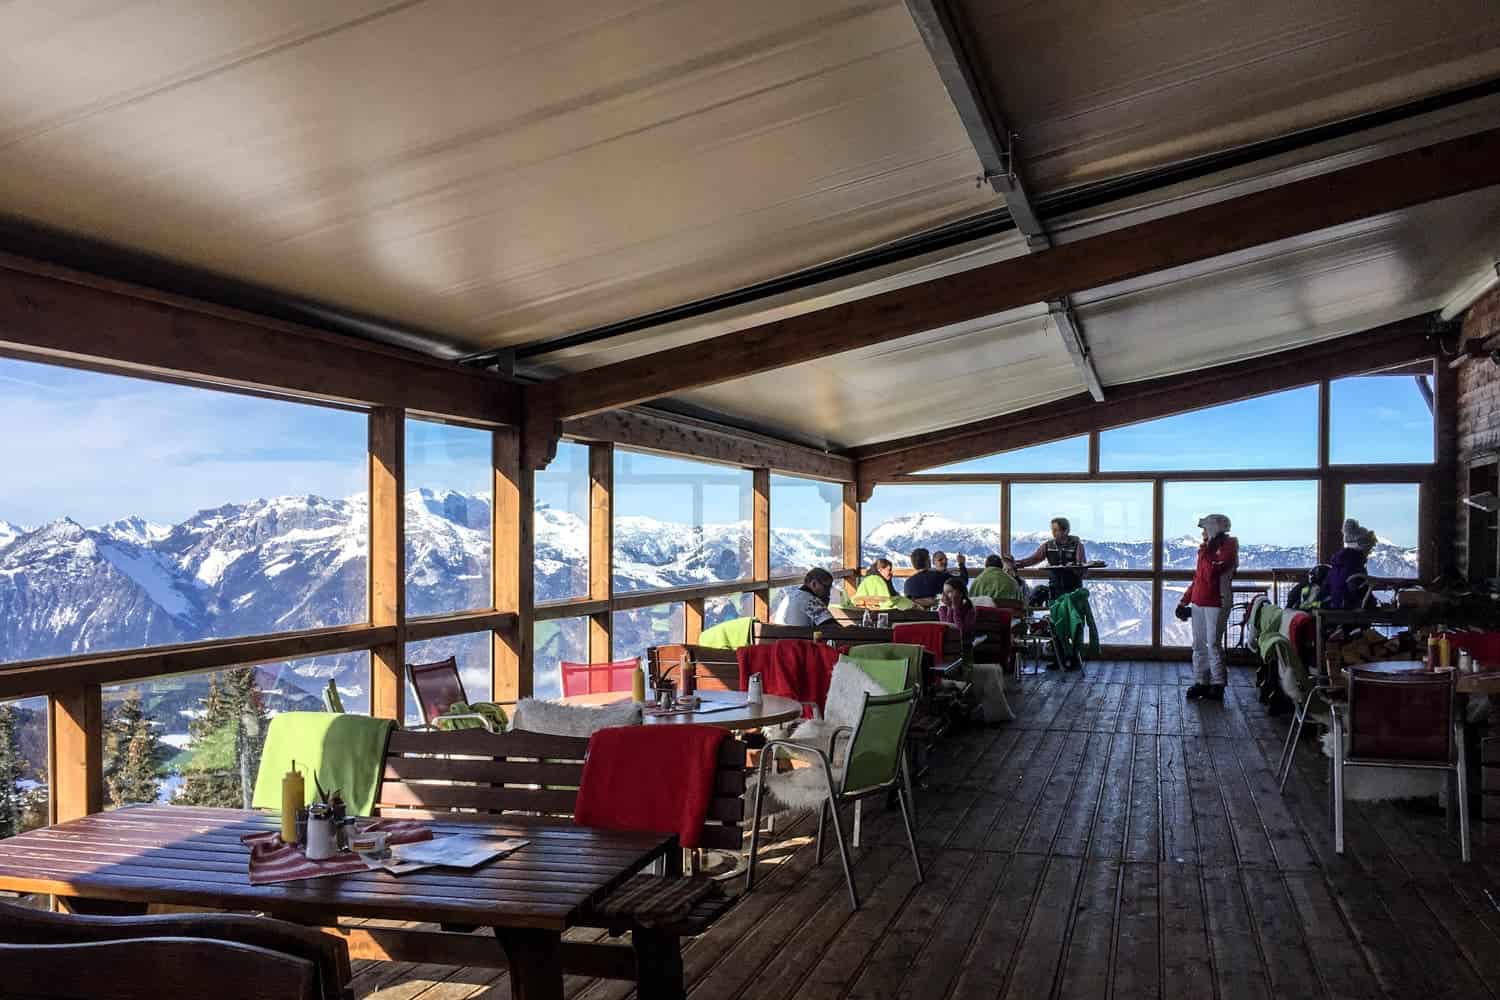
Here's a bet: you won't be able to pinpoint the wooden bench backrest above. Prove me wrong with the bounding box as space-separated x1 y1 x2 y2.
376 728 748 851
648 643 740 692
752 622 815 644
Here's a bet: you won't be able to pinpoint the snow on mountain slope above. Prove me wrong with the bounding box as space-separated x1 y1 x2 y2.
0 520 27 552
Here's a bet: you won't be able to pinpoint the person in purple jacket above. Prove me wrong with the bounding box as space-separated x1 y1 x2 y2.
1327 519 1377 610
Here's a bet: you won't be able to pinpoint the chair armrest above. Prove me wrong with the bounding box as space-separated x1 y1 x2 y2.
760 739 832 768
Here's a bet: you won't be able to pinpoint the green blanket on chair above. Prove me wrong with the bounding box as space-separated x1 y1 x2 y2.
698 616 754 649
252 712 395 818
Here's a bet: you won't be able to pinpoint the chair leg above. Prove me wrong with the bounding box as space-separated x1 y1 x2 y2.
815 799 827 866
1456 720 1472 863
1330 711 1346 855
1276 694 1309 792
852 800 862 848
901 752 919 830
898 782 924 884
817 765 858 911
744 754 773 894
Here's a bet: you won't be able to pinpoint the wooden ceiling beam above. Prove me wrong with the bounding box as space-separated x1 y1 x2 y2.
0 254 519 425
534 127 1500 422
852 317 1441 498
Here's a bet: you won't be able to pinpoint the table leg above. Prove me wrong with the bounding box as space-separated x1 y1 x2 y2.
632 927 686 1000
494 927 564 1000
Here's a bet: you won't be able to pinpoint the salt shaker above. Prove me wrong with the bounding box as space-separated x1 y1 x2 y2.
747 673 764 704
304 803 338 860
1460 649 1474 673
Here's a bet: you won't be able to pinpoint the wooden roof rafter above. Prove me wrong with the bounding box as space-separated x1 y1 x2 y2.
850 315 1445 499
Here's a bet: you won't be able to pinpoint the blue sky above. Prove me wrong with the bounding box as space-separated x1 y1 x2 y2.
0 357 1427 547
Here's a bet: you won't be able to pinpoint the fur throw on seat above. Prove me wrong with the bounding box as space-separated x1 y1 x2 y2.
752 659 886 813
510 697 642 737
1319 730 1443 801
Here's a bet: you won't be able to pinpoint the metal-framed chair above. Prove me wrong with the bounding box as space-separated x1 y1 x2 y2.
745 687 922 910
406 656 498 732
1328 668 1470 861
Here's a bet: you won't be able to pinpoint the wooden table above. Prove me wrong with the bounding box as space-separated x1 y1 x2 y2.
1349 659 1500 696
561 691 802 729
0 805 677 1000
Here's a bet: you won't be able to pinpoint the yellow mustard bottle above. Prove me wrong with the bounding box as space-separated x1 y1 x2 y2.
631 664 646 703
281 760 305 844
1439 633 1452 669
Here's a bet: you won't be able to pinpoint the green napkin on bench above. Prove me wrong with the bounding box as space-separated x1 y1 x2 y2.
252 712 394 818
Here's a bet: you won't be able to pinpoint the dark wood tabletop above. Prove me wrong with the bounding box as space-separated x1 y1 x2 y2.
0 805 674 932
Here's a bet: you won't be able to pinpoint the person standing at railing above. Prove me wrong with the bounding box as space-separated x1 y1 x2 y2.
1175 514 1238 701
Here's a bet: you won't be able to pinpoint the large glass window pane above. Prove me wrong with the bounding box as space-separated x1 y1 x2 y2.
1088 580 1155 645
613 451 751 593
102 653 366 809
0 696 48 842
612 604 685 669
534 617 588 701
1100 386 1318 471
1330 369 1434 465
861 485 1000 566
1161 579 1272 648
770 474 843 576
404 633 491 728
0 358 367 664
918 436 1088 474
1344 484 1421 578
1009 483 1152 569
405 418 492 615
1161 481 1318 572
705 593 754 631
535 441 590 604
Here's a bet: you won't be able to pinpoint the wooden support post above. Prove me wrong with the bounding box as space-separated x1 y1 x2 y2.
752 470 770 620
1151 479 1164 652
369 408 405 722
1000 482 1012 558
494 428 534 701
685 600 704 644
49 686 102 823
1434 358 1459 574
842 483 860 596
588 443 613 663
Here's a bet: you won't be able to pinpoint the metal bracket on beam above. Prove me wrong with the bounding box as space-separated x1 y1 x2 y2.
1049 301 1105 402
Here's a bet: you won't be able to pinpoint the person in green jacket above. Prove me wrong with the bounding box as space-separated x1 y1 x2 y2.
970 554 1024 603
854 558 898 599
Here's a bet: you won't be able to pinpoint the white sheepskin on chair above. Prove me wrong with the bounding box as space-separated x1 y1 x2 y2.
752 658 885 812
509 697 642 737
1319 731 1444 801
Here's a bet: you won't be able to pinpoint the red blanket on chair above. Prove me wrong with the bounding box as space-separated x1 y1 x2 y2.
736 639 841 716
574 724 727 849
894 623 948 665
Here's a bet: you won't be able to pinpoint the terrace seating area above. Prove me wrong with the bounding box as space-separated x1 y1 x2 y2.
5 2 1500 998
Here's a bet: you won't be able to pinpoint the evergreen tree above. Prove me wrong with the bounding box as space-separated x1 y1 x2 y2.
0 705 23 840
177 668 268 808
105 691 164 807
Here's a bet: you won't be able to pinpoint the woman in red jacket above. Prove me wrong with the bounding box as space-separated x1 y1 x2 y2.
1175 514 1238 701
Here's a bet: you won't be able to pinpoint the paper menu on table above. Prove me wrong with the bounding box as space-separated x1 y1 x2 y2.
360 835 530 875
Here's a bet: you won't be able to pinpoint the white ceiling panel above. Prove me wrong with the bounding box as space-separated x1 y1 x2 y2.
0 0 990 350
956 0 1500 191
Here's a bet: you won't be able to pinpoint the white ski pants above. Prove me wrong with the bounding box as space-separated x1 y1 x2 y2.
1190 604 1227 685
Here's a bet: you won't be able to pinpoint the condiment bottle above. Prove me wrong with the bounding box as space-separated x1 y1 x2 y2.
281 761 304 844
1439 633 1452 669
631 664 647 703
1426 636 1439 671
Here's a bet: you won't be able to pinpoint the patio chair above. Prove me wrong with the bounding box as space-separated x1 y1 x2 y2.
1328 668 1470 861
322 678 345 713
406 655 500 731
0 899 352 1000
745 687 922 910
560 657 641 697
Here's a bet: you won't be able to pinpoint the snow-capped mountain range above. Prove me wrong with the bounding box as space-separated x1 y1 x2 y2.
0 495 1418 742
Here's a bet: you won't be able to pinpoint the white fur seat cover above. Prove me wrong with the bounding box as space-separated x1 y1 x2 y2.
753 658 887 812
509 697 642 737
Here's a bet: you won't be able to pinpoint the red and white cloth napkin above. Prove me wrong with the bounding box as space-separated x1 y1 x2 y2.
240 818 432 885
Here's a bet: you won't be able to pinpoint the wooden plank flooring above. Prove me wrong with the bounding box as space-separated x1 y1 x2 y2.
357 662 1500 999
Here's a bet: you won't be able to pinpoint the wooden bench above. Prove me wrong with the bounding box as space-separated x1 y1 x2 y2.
323 728 747 986
751 621 815 644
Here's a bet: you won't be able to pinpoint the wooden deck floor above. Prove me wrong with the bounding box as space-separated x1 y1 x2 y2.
355 662 1500 1000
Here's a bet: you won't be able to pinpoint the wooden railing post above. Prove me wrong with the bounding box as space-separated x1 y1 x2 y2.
494 428 533 701
842 483 860 597
752 469 770 620
369 408 406 722
49 686 102 823
589 443 614 663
